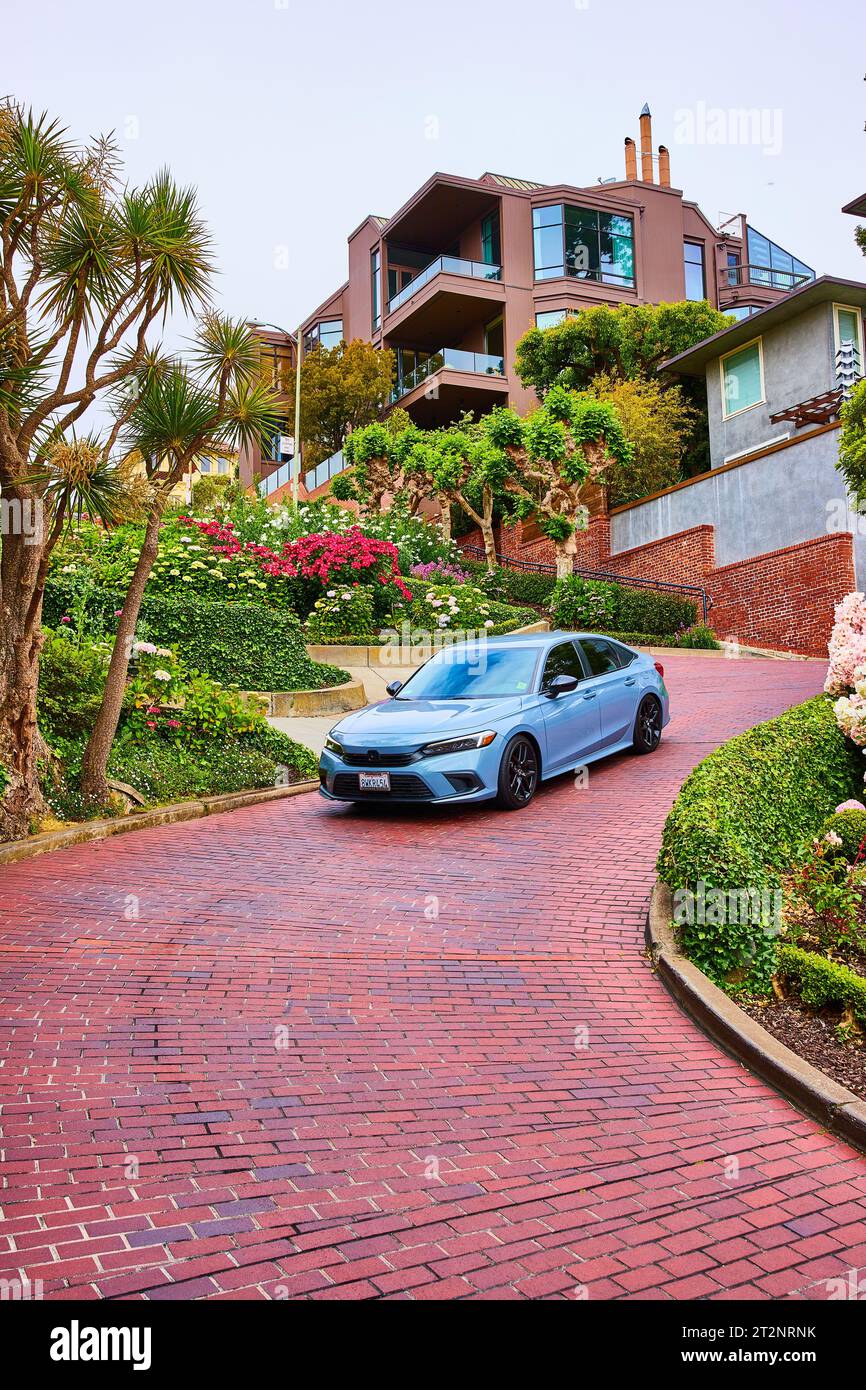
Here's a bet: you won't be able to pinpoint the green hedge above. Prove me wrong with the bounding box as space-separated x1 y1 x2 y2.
657 696 862 990
44 581 347 692
550 574 698 636
464 561 558 608
777 945 866 1025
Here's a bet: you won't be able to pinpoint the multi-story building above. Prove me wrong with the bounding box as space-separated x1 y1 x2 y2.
241 105 816 497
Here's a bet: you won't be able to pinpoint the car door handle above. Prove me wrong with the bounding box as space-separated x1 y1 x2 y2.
583 692 597 700
624 677 637 686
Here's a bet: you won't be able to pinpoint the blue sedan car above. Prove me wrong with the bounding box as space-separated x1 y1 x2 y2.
319 632 670 812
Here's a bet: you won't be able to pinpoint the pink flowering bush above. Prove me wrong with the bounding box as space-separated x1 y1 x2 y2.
178 518 411 619
825 592 866 696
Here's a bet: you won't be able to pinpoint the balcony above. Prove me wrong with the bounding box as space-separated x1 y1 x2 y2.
720 264 813 295
392 348 505 402
388 257 502 314
384 256 505 342
389 347 508 428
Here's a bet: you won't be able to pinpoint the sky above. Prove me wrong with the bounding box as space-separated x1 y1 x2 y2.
4 0 866 342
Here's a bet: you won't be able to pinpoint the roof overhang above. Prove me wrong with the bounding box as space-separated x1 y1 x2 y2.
842 192 866 218
659 275 866 377
381 174 501 252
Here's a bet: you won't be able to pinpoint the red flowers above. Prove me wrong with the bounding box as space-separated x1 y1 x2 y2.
178 518 412 599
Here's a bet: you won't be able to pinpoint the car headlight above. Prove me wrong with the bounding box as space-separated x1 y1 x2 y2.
324 736 344 757
420 730 497 758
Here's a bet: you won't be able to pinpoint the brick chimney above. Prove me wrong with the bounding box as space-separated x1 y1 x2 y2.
639 103 654 182
658 144 671 188
624 137 638 180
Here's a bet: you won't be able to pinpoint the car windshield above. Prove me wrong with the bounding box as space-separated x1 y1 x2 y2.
396 646 541 700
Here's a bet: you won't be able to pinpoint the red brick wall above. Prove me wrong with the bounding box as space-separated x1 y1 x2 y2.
457 518 853 657
707 535 855 658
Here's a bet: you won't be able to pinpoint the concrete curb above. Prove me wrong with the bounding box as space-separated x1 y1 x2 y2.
0 780 319 866
262 679 367 718
646 879 866 1154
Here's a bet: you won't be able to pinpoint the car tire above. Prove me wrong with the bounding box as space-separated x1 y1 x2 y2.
496 734 540 810
632 695 663 754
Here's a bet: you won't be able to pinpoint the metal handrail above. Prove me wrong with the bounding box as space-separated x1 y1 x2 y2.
719 264 812 293
458 543 711 624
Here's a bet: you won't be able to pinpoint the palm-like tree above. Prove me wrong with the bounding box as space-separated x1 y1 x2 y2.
79 316 282 803
0 99 275 838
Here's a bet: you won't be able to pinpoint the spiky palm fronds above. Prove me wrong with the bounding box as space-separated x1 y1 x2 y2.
20 433 136 527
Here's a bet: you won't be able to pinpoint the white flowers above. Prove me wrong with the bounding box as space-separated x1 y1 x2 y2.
132 641 158 656
824 831 844 847
153 669 172 683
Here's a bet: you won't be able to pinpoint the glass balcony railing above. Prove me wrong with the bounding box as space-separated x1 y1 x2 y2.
303 448 345 495
391 348 506 402
258 459 293 497
387 256 502 314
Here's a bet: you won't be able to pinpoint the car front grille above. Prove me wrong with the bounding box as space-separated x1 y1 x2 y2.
339 750 418 767
332 773 434 801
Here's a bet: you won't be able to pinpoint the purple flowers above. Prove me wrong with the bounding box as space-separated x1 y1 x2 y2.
410 560 470 584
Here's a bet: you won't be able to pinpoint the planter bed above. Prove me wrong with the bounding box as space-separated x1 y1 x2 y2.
738 996 866 1101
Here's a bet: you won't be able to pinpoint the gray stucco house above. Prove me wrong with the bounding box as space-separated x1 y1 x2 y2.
609 276 866 581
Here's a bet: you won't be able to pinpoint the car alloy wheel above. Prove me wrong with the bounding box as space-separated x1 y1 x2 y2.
634 696 662 754
498 735 539 810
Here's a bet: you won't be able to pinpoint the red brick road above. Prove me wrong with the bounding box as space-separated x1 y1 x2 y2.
4 653 866 1301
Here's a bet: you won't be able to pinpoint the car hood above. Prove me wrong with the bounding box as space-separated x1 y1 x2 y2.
331 696 527 747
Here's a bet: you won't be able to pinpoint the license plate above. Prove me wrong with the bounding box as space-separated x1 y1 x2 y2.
359 771 391 792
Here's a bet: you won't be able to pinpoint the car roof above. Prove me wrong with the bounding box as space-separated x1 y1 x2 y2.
473 631 636 650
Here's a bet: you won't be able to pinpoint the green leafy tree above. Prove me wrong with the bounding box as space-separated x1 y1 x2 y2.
288 339 395 468
514 301 732 395
586 373 695 505
839 378 866 509
337 420 431 516
485 386 632 577
0 100 223 838
404 424 510 568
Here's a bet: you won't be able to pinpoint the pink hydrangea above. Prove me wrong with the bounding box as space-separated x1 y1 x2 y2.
825 593 866 695
836 800 866 813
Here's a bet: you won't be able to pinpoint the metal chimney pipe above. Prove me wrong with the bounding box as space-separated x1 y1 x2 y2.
658 144 671 188
639 103 654 182
624 137 638 180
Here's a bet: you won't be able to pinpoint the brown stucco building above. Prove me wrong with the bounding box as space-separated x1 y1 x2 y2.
242 106 815 497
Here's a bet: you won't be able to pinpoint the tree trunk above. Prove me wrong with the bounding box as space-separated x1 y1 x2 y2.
554 530 578 579
481 487 498 570
79 498 166 804
0 512 48 842
438 502 452 543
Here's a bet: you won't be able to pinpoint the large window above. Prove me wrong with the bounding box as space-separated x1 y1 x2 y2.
481 210 501 267
303 319 343 354
683 241 706 301
720 339 765 419
535 308 579 329
834 304 864 364
746 226 814 291
371 248 381 331
532 204 635 287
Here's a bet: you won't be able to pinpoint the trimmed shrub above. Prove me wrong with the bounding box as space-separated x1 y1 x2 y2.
44 582 347 692
37 629 110 742
307 586 375 641
657 696 863 990
549 573 698 636
818 808 866 863
777 944 866 1025
465 561 558 609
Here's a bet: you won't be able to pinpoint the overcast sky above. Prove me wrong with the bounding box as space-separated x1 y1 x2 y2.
5 0 865 339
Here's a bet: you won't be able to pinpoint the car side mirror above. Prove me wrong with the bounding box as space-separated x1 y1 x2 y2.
386 680 403 697
546 673 580 699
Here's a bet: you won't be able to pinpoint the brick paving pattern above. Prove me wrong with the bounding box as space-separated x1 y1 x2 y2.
3 653 866 1300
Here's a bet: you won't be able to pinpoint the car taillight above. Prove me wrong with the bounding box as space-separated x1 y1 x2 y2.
654 662 665 678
